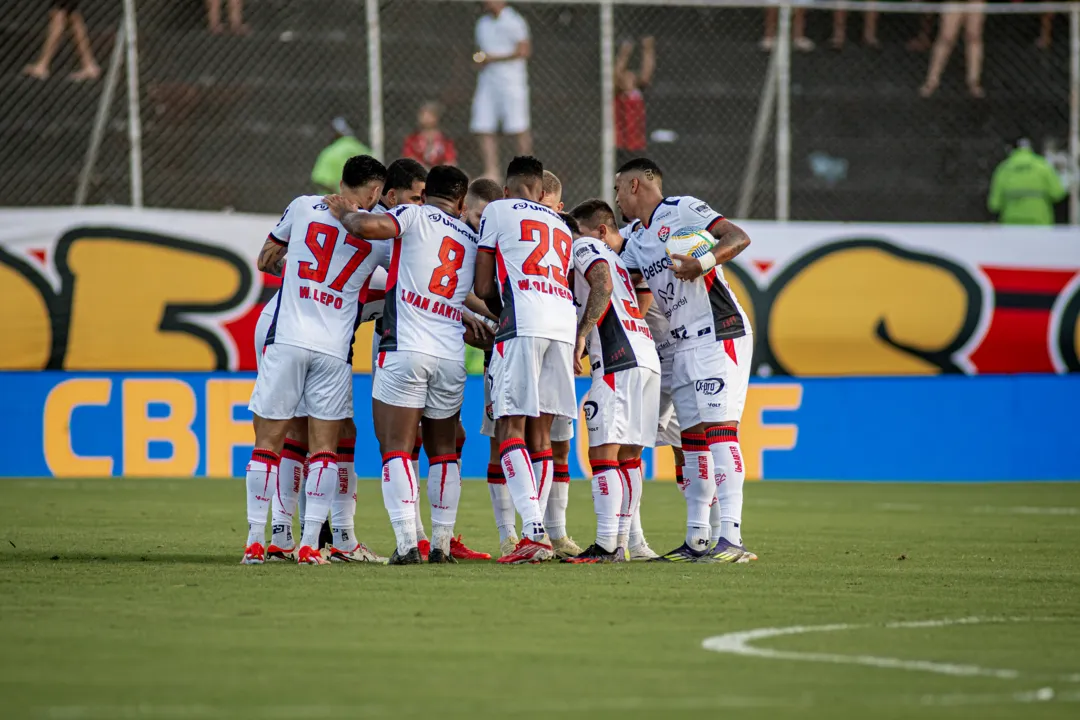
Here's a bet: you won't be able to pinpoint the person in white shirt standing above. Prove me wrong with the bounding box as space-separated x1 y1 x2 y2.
245 155 389 566
471 2 532 181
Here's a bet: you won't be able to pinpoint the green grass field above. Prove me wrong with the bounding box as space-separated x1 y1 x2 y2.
1 479 1078 720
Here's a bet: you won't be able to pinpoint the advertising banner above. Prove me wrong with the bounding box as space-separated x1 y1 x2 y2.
2 208 1079 375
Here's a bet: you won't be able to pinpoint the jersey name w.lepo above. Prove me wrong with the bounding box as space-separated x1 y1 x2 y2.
477 198 576 345
622 196 749 350
380 204 478 361
573 236 660 376
266 195 388 361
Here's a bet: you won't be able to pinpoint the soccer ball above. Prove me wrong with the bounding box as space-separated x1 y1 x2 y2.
664 227 716 266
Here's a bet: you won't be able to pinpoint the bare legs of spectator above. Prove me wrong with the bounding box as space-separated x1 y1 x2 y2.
1037 13 1054 50
479 134 500 180
830 11 880 50
207 0 249 36
23 9 100 82
761 8 813 52
920 10 985 99
515 131 533 159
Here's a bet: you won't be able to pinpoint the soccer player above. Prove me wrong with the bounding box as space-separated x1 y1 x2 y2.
616 158 757 563
537 170 582 559
562 202 660 563
474 156 577 564
327 165 478 564
244 155 389 565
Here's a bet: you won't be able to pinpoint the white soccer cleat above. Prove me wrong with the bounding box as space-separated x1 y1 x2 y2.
329 543 388 564
628 542 660 561
551 536 584 559
500 534 521 559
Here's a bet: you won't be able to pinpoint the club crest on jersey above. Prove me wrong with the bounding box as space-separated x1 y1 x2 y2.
658 226 671 243
583 401 599 421
695 378 725 396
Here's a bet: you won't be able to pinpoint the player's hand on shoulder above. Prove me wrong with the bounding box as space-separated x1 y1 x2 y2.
670 253 705 282
323 194 356 220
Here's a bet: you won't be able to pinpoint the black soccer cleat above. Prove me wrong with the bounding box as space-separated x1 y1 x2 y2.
649 542 709 563
561 543 625 564
318 521 334 550
388 547 422 565
428 547 458 564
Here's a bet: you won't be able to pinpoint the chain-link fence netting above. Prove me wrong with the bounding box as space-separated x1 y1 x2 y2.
0 1 1074 222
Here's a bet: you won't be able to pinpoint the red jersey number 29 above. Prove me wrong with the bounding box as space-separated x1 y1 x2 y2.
519 219 571 288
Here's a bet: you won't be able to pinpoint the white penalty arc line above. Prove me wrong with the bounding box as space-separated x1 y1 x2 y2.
702 617 1076 681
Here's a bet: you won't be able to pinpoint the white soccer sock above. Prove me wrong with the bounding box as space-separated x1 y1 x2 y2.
299 452 337 549
709 497 722 545
617 459 644 542
427 454 461 554
245 448 278 546
330 439 358 550
591 461 623 553
544 463 570 540
487 463 517 541
271 441 305 548
629 506 645 549
297 456 309 537
500 439 545 541
682 434 713 551
382 452 418 555
532 450 554 519
411 439 427 541
709 427 745 545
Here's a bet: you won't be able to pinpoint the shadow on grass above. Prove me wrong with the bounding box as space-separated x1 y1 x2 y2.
0 551 239 565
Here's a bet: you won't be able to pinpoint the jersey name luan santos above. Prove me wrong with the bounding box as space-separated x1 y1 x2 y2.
478 198 576 345
267 195 388 361
379 204 479 361
621 196 749 350
573 235 660 376
621 220 674 366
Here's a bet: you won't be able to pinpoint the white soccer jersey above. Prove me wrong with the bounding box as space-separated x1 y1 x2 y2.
572 235 660 376
379 203 479 361
621 196 750 351
478 198 576 345
621 221 675 366
266 195 388 361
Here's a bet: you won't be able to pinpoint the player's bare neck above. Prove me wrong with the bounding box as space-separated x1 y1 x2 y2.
427 197 459 217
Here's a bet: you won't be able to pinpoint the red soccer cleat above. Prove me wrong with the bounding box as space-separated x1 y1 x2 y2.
450 535 492 561
418 538 431 562
496 537 555 564
297 545 328 565
240 542 265 565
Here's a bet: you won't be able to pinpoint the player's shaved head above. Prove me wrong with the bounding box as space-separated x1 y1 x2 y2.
341 155 387 189
425 165 470 203
569 198 618 233
616 157 663 184
505 155 545 202
559 212 581 238
466 178 502 204
542 171 562 201
614 156 663 223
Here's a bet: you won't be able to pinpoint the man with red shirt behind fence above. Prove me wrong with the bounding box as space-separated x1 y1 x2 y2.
614 36 655 168
402 102 458 170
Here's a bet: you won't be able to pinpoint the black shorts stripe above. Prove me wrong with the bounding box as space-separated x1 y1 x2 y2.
493 281 519 343
707 274 746 340
596 303 639 374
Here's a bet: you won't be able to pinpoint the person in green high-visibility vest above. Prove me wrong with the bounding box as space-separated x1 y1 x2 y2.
988 138 1067 226
311 117 374 194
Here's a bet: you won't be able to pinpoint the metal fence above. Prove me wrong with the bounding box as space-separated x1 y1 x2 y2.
2 1 1077 223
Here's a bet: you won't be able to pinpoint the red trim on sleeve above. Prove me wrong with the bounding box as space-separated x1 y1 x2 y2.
477 246 495 254
268 233 287 246
706 216 725 234
387 212 402 237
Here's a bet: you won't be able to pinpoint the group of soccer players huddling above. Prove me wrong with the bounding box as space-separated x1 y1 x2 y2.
242 151 758 566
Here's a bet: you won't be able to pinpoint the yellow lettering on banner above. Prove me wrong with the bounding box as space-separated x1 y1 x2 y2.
122 379 199 477
739 384 801 480
650 384 802 481
43 379 114 477
205 378 255 478
0 263 51 369
770 246 971 375
65 240 242 370
351 322 375 373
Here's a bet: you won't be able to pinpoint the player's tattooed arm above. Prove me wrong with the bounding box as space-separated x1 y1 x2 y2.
323 194 399 240
257 238 288 275
575 262 613 374
671 219 751 281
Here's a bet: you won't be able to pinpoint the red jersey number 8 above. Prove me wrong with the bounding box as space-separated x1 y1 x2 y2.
428 236 466 299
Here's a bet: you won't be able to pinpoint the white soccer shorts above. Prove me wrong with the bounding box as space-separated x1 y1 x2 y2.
670 334 754 429
584 367 660 448
249 343 352 421
655 361 680 447
551 415 574 443
480 366 496 437
254 308 309 417
488 336 576 421
372 350 466 420
470 76 530 135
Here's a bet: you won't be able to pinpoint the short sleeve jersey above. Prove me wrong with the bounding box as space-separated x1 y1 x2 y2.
265 195 388 361
573 235 660 376
478 198 576 345
380 204 479 361
620 221 674 366
621 196 749 350
475 6 529 86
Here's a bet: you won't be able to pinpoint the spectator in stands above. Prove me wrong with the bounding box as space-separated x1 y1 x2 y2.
988 138 1066 225
1037 12 1055 50
471 1 532 180
22 1 100 81
761 8 814 52
402 102 458 169
311 117 374 194
206 0 249 36
920 2 985 98
830 7 880 50
615 37 656 168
